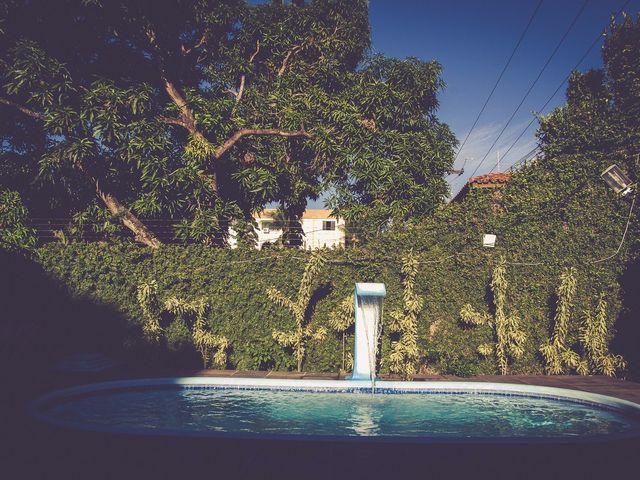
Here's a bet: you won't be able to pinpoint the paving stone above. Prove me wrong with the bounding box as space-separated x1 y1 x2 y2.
266 371 305 379
231 370 268 378
167 369 640 404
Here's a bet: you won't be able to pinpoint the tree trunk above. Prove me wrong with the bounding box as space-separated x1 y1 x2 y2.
94 179 162 249
0 98 163 249
282 202 306 248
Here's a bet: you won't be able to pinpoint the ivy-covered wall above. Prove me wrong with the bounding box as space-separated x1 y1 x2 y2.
32 217 629 378
9 151 632 378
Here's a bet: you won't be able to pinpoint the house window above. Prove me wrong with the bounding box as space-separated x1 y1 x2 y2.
322 220 336 231
261 221 272 233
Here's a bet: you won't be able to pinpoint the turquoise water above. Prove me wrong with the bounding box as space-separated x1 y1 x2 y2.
42 387 640 439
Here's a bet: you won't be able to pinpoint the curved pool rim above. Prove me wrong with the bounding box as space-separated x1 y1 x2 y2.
29 376 640 444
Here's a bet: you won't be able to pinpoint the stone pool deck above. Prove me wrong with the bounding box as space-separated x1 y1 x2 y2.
162 369 640 404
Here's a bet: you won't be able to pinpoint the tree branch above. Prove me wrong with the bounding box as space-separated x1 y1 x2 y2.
161 77 198 133
181 33 208 56
213 128 314 160
232 40 260 113
157 115 189 129
278 45 303 77
93 176 162 249
145 25 198 133
276 26 338 78
0 97 45 120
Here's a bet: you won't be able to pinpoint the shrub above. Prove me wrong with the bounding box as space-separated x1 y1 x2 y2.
0 190 36 253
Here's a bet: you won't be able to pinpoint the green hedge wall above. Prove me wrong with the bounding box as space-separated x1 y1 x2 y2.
33 238 626 376
27 152 637 376
35 243 397 372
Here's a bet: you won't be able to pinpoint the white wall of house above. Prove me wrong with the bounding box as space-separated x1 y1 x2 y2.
228 209 345 249
298 216 344 250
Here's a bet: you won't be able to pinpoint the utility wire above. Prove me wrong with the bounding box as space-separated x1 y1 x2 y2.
33 190 636 269
488 146 539 175
452 0 544 172
494 0 633 169
468 0 590 179
590 193 636 264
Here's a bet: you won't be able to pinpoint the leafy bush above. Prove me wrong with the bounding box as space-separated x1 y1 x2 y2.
0 190 36 253
33 157 632 376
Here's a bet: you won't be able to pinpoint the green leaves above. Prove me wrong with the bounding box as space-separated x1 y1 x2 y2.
323 56 456 232
580 295 626 376
460 304 491 326
540 269 626 377
4 39 74 108
1 0 456 244
0 189 36 253
328 294 354 333
267 250 327 371
387 252 423 380
136 280 229 368
460 256 526 375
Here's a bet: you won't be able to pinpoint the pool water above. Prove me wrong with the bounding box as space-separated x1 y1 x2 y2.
42 387 640 439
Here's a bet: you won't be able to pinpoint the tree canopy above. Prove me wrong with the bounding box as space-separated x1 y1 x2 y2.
538 13 640 163
1 0 456 247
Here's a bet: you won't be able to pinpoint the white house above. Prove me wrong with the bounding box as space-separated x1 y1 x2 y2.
229 209 345 250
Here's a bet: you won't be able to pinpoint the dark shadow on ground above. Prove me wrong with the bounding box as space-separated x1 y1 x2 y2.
0 249 143 478
0 249 132 383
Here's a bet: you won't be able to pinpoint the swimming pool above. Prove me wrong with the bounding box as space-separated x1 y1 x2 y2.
30 377 640 442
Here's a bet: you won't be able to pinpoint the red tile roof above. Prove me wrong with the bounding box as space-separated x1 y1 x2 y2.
468 172 512 185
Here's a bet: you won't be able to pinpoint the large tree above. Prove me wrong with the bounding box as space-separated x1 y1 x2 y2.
324 55 457 234
538 13 640 162
1 0 454 247
534 12 640 376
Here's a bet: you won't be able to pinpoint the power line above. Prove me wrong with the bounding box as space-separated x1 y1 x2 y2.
468 0 590 179
494 0 634 168
452 0 544 172
501 146 539 173
30 191 636 268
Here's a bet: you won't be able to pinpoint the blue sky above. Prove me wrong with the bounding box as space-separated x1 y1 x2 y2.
368 0 636 198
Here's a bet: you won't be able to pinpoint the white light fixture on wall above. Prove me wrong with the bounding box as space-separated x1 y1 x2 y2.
482 234 496 248
601 164 634 196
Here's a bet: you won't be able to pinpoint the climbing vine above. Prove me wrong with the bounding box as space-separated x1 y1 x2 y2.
387 252 423 380
136 280 229 368
580 295 626 377
328 294 355 372
136 279 163 343
268 251 328 372
460 256 526 375
164 297 229 368
540 267 582 375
